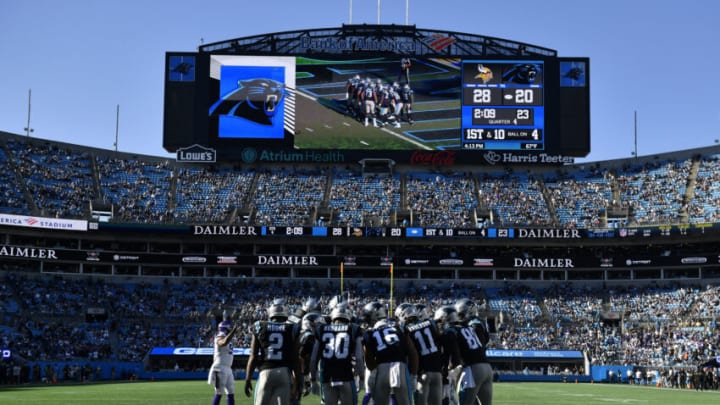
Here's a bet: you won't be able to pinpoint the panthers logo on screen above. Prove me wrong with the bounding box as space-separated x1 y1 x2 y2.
502 64 540 84
209 78 285 126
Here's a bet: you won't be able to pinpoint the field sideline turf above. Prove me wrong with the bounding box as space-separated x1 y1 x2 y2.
1 381 718 405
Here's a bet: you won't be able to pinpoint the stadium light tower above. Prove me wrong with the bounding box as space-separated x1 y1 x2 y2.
405 0 409 25
24 88 34 137
113 104 120 152
633 110 638 160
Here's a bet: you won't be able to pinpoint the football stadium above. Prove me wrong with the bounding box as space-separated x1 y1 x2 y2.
1 24 719 405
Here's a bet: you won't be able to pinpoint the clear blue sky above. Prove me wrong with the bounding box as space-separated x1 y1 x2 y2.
1 0 718 163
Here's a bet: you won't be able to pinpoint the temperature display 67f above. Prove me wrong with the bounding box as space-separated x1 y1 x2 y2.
461 60 544 151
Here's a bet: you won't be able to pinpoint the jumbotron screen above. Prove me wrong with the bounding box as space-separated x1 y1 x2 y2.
164 53 589 164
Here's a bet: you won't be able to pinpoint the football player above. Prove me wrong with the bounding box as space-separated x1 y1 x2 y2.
436 301 492 405
289 298 322 404
433 306 459 405
345 75 361 118
376 82 401 129
245 302 301 405
361 82 379 127
289 297 322 324
362 301 419 405
399 57 412 84
208 317 239 405
398 303 444 405
311 305 364 405
399 84 414 124
455 299 492 405
299 312 325 401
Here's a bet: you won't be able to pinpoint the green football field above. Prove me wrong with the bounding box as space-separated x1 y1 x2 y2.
1 381 718 405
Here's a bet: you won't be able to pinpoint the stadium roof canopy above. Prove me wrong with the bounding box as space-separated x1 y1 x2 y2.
199 24 557 58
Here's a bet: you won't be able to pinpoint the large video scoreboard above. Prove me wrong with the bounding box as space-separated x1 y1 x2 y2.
163 28 589 165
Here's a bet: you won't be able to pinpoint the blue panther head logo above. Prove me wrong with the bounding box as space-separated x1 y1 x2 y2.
236 78 285 119
209 78 286 125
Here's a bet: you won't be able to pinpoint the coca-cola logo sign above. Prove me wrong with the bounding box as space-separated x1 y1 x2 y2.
409 150 456 166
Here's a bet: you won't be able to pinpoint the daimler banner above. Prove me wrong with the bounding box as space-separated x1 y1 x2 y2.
1 244 718 269
94 222 720 240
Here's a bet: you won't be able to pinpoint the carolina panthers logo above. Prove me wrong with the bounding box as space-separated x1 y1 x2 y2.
502 64 540 84
209 78 285 125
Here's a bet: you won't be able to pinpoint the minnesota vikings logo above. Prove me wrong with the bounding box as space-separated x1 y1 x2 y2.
474 64 494 84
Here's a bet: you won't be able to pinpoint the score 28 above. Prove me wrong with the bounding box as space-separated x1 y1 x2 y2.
471 88 537 105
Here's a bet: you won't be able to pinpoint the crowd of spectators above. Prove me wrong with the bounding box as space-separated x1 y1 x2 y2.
1 136 720 385
689 153 720 223
405 172 477 227
2 135 720 228
615 159 692 225
328 169 400 226
252 168 327 226
96 156 173 223
1 271 718 378
174 167 255 224
7 140 96 219
0 148 28 214
476 171 553 227
544 166 613 228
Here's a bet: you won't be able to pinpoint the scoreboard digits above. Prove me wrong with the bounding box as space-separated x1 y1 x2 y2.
461 60 545 151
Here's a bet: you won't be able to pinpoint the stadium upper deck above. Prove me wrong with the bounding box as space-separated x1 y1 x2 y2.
1 130 719 283
2 130 720 228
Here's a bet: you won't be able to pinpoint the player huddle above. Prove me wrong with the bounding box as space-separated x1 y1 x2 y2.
208 296 493 405
345 76 415 129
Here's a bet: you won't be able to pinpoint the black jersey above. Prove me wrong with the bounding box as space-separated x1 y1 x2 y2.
298 328 318 373
400 88 413 103
252 320 299 371
468 318 490 347
363 320 408 365
378 88 393 107
390 89 402 104
362 86 377 102
442 324 488 366
316 323 362 383
404 319 444 373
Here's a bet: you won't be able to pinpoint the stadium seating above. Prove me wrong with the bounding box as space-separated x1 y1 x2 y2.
2 133 720 228
174 167 255 224
1 271 718 372
476 171 552 226
615 158 692 225
329 169 401 226
1 132 720 384
405 172 477 227
96 156 173 223
689 154 720 223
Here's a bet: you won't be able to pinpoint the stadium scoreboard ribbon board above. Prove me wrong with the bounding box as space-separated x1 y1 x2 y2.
163 26 590 165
